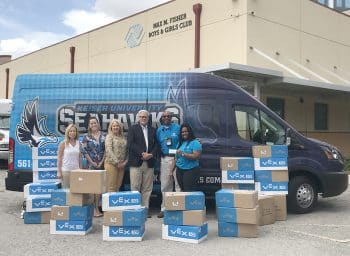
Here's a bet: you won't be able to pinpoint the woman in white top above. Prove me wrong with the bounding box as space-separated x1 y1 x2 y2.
57 124 82 188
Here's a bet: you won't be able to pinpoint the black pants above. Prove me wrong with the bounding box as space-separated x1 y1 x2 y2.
176 166 200 192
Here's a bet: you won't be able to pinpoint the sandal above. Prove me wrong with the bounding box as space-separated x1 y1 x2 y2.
94 209 103 217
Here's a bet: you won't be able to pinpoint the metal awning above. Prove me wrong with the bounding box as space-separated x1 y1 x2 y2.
192 62 350 95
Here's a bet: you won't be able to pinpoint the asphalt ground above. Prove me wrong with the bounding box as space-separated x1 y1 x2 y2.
0 169 349 256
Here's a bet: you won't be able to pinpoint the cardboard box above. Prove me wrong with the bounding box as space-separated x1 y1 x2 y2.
164 209 206 226
220 157 254 171
102 225 145 241
24 211 51 224
215 189 258 209
252 145 288 158
221 183 255 190
51 205 93 221
258 195 276 225
162 223 208 244
273 195 287 221
164 192 205 211
24 182 60 198
217 206 259 224
51 189 93 206
255 182 288 195
50 219 92 235
218 222 258 238
103 207 147 226
33 170 60 183
102 191 142 211
26 195 52 212
255 170 289 182
32 158 57 171
221 170 255 184
70 169 106 194
254 157 288 171
32 146 58 159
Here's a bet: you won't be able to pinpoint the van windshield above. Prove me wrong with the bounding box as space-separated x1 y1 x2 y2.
234 105 286 145
0 116 10 130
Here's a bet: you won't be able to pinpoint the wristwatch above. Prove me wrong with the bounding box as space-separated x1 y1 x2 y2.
181 152 185 157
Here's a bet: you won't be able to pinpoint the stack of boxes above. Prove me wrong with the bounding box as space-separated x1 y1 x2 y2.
32 146 60 183
102 191 146 241
23 182 60 224
253 145 288 224
50 189 94 235
216 189 259 238
49 169 106 235
162 192 207 244
23 145 61 224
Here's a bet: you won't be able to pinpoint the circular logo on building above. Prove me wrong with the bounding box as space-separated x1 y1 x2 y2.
125 24 144 48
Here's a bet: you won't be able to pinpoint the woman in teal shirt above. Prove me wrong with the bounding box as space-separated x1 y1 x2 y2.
175 124 202 191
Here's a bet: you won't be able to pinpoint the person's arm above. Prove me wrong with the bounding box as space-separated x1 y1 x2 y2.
57 142 65 178
127 126 143 158
177 140 202 160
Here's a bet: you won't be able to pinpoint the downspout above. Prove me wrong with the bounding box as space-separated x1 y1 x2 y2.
70 46 75 73
5 68 9 99
193 3 202 68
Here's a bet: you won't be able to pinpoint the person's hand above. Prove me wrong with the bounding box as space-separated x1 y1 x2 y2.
117 161 126 168
142 152 152 160
57 171 62 179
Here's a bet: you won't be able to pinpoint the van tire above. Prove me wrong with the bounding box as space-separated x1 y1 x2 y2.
288 176 318 214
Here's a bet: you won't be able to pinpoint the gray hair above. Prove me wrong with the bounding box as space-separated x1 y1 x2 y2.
137 109 149 120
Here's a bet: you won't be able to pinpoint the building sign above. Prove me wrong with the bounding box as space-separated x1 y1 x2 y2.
125 24 144 48
148 13 192 38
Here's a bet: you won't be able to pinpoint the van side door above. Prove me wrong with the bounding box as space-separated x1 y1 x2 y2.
228 104 287 156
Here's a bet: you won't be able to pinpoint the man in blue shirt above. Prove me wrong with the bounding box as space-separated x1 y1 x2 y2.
156 111 180 218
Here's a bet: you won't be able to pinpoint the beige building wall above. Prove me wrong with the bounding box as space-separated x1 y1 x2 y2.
0 0 350 153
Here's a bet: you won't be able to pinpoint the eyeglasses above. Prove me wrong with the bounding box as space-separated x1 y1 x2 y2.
139 116 148 118
162 115 171 118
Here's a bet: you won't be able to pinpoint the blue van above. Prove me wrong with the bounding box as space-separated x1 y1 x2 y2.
5 73 348 213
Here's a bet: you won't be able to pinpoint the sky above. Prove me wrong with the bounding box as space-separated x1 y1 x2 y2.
0 0 168 59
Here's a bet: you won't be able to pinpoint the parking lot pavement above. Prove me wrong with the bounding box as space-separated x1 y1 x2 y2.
0 170 349 256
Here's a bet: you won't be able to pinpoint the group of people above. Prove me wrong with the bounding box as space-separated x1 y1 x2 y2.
57 110 202 218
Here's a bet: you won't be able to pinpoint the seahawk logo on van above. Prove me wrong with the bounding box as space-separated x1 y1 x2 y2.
16 98 58 147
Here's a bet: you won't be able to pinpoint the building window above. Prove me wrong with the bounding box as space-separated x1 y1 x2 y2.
314 103 328 130
266 97 285 119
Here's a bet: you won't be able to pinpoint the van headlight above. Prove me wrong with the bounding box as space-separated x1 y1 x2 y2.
321 145 341 161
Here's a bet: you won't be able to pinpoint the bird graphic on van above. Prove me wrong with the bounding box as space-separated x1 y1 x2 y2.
16 98 58 148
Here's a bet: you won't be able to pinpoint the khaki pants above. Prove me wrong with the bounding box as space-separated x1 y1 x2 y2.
130 161 154 208
61 172 70 189
104 162 125 192
160 156 181 210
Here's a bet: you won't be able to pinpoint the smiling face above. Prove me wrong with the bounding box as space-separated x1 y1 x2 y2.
181 127 189 140
111 122 121 136
89 118 100 133
161 111 172 126
138 110 149 126
68 127 77 140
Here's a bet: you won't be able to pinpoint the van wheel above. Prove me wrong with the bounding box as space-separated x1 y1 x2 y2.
288 176 318 214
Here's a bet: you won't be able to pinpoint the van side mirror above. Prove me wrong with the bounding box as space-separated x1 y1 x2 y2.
285 128 291 146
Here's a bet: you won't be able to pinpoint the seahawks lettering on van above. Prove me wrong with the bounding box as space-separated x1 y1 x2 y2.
57 102 182 135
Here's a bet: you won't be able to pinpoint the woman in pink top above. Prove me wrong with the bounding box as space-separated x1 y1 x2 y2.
57 124 82 188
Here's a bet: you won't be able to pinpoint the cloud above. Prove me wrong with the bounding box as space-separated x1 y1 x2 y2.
0 1 169 59
94 0 168 19
62 9 115 34
0 32 69 59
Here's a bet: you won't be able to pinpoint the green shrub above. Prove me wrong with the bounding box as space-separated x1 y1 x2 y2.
345 158 350 173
